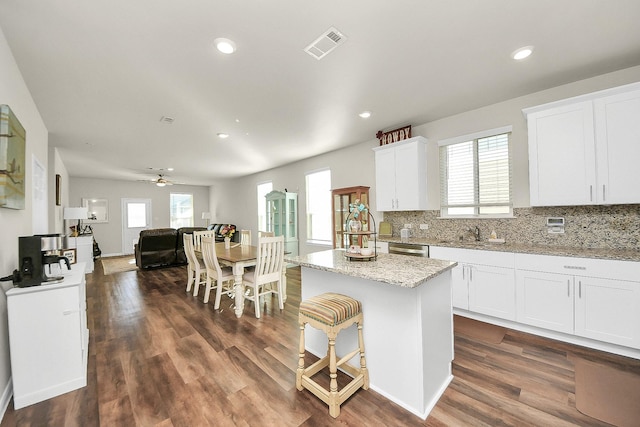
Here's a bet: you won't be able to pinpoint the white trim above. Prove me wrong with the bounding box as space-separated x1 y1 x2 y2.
437 125 513 147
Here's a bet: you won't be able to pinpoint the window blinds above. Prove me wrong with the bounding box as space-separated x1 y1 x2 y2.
440 132 511 216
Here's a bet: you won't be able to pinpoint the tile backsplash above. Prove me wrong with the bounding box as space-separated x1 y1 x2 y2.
383 205 640 250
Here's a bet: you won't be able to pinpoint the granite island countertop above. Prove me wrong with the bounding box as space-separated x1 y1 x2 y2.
379 237 640 262
285 249 457 288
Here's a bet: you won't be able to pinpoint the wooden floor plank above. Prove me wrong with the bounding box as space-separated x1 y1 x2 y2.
2 262 638 426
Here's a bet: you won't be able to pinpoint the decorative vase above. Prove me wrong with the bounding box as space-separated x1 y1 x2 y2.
349 219 362 232
224 237 231 249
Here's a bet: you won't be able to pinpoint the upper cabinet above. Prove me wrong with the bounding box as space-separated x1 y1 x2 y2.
524 82 640 206
372 136 428 211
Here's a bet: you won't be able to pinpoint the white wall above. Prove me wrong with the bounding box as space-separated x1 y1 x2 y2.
212 66 640 255
70 178 209 256
211 139 380 255
0 26 51 419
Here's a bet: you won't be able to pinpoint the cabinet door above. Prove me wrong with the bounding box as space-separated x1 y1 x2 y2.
374 147 396 211
527 101 596 206
574 277 640 349
516 270 574 334
8 285 85 408
394 141 426 210
468 264 516 320
451 264 469 310
594 88 640 204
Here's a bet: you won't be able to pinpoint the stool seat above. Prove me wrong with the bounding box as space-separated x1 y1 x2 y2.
298 292 362 326
297 292 368 418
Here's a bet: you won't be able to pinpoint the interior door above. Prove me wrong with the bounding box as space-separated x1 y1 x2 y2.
121 198 152 255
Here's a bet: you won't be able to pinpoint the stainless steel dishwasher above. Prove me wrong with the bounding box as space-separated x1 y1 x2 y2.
388 242 429 257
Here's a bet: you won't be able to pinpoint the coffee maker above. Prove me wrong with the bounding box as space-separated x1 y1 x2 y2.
17 234 71 287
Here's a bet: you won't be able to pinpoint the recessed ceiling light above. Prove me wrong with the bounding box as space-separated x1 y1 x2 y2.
214 38 237 54
512 46 534 60
167 168 174 171
217 133 229 139
359 111 372 119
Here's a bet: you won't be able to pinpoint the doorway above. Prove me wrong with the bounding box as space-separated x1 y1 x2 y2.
121 198 152 255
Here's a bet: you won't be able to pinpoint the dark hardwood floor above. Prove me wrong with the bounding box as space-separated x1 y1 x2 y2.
2 261 638 426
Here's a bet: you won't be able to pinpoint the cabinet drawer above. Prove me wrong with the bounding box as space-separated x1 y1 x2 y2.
515 253 640 282
430 246 514 268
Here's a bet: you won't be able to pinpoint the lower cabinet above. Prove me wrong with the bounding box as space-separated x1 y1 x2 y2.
430 246 516 320
6 264 89 409
515 253 640 350
468 264 516 320
516 269 574 334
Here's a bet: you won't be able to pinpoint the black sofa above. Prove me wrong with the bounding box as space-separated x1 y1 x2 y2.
134 224 237 269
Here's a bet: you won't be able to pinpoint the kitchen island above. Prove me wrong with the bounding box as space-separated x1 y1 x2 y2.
286 249 457 419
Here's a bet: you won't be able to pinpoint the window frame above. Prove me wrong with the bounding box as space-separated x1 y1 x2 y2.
438 126 513 219
257 181 273 233
305 168 332 245
169 193 194 228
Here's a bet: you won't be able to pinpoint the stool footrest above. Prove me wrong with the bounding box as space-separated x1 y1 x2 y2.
301 374 366 407
337 348 361 368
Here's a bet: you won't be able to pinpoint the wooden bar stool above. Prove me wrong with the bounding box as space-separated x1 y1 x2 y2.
296 292 369 418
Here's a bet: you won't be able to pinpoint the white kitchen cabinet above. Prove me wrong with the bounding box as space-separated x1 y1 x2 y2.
524 82 640 206
516 269 574 334
372 136 427 211
574 276 640 348
515 253 640 349
65 235 94 273
593 88 640 204
6 263 89 409
429 246 515 319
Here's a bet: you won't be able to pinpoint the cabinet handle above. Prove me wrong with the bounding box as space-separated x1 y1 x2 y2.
462 265 465 280
469 266 473 281
579 281 582 298
590 185 593 202
567 279 570 297
603 185 606 201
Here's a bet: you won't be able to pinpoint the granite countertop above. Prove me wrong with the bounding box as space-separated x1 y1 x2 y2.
379 237 640 262
285 249 457 289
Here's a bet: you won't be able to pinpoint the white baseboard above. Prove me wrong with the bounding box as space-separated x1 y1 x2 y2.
100 252 126 258
0 377 13 423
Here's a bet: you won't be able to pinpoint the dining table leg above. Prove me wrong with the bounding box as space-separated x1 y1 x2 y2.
233 265 245 318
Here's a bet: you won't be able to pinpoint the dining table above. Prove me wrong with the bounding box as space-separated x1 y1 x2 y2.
205 242 288 318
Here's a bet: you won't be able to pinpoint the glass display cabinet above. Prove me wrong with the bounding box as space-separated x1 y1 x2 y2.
331 186 369 249
266 190 298 256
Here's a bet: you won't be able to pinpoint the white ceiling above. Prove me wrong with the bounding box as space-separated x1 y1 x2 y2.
2 0 640 186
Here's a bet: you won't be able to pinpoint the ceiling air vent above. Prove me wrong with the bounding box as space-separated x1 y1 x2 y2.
304 27 347 60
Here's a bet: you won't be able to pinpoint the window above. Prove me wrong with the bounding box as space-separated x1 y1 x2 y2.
305 169 332 243
257 181 273 232
439 126 512 217
170 193 194 228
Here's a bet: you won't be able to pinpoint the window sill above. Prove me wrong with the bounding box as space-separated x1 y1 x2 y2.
437 215 516 220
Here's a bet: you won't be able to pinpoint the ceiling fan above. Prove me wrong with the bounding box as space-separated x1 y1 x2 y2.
139 174 174 187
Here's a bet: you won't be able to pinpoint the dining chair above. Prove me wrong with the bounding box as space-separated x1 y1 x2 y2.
200 236 235 307
184 233 206 295
258 231 274 237
193 230 215 253
240 229 251 245
242 235 285 318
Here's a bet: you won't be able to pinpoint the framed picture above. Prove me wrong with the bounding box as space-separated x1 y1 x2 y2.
82 198 108 223
55 174 61 206
0 104 26 210
62 248 77 264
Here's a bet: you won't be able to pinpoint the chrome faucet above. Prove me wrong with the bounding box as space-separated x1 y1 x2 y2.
467 226 480 241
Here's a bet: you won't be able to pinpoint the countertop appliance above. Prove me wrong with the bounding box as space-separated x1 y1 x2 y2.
388 242 429 257
17 234 70 287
